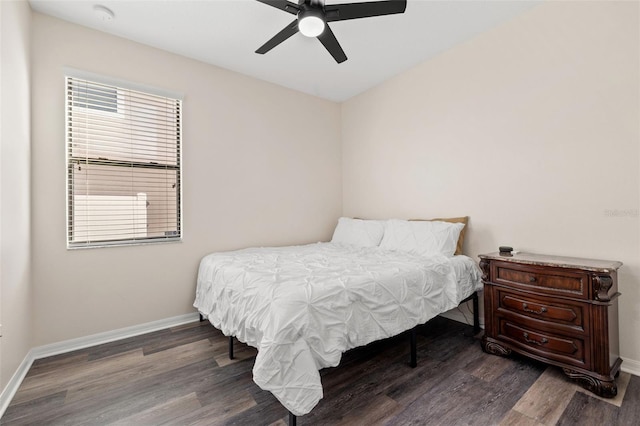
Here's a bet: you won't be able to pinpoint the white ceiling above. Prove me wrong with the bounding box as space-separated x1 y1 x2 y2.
29 0 540 102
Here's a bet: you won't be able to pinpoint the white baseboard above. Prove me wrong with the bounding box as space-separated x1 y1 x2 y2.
439 307 485 329
30 312 199 359
0 312 199 418
621 357 640 376
0 349 35 419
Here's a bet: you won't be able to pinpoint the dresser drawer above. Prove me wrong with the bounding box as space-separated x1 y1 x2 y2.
498 319 589 368
496 289 587 333
494 261 589 299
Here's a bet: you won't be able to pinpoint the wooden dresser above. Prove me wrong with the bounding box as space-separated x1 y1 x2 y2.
479 252 622 397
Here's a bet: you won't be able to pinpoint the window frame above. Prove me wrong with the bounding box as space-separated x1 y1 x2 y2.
65 72 183 249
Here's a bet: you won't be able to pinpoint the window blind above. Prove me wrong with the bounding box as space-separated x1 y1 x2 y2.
66 76 182 248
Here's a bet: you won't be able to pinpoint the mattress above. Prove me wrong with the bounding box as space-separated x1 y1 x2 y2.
194 242 482 416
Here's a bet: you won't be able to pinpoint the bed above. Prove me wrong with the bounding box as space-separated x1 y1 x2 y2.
194 217 483 422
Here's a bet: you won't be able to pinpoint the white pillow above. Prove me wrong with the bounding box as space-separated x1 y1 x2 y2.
379 219 465 257
331 217 385 247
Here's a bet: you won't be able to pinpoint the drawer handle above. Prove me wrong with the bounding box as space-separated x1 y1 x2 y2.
523 332 548 346
528 276 537 283
522 303 547 315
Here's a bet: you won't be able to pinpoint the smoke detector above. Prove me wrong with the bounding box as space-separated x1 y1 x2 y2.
93 5 114 22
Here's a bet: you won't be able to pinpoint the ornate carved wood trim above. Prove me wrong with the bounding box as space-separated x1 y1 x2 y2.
562 367 617 398
479 259 490 282
592 274 614 302
481 337 511 357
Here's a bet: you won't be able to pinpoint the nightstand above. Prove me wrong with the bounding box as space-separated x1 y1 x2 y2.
479 252 622 397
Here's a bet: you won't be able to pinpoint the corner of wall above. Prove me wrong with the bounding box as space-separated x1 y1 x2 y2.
0 0 33 394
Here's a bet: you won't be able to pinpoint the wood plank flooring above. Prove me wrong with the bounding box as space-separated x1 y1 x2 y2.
2 317 638 425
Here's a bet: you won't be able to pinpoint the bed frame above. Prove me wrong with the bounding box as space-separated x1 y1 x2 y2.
199 291 480 425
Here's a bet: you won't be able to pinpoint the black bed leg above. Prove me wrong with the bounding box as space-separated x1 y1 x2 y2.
199 313 205 322
472 292 480 334
228 336 234 360
409 328 417 368
289 411 297 426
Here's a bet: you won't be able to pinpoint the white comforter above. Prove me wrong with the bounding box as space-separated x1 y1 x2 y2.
194 242 482 416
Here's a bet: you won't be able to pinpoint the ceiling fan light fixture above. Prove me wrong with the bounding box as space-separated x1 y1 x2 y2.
298 10 325 37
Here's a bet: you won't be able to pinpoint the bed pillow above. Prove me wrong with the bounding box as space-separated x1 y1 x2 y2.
379 219 465 257
331 217 385 247
410 216 469 255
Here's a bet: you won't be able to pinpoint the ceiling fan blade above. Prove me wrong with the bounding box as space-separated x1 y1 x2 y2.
317 25 347 63
256 20 299 54
325 0 407 22
255 0 300 15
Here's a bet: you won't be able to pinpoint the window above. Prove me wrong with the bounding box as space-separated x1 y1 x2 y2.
66 76 182 248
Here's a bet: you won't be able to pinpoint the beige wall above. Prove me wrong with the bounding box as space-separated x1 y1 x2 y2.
0 0 33 389
31 13 342 345
6 0 639 394
342 1 640 367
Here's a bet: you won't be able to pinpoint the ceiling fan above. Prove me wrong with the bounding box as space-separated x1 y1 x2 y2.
255 0 407 63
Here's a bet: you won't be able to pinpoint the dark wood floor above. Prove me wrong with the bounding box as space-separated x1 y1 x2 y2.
2 317 638 425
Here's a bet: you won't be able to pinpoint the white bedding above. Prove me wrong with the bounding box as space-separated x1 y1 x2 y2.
194 242 482 416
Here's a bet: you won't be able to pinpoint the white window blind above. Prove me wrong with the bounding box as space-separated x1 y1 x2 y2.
66 76 182 248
